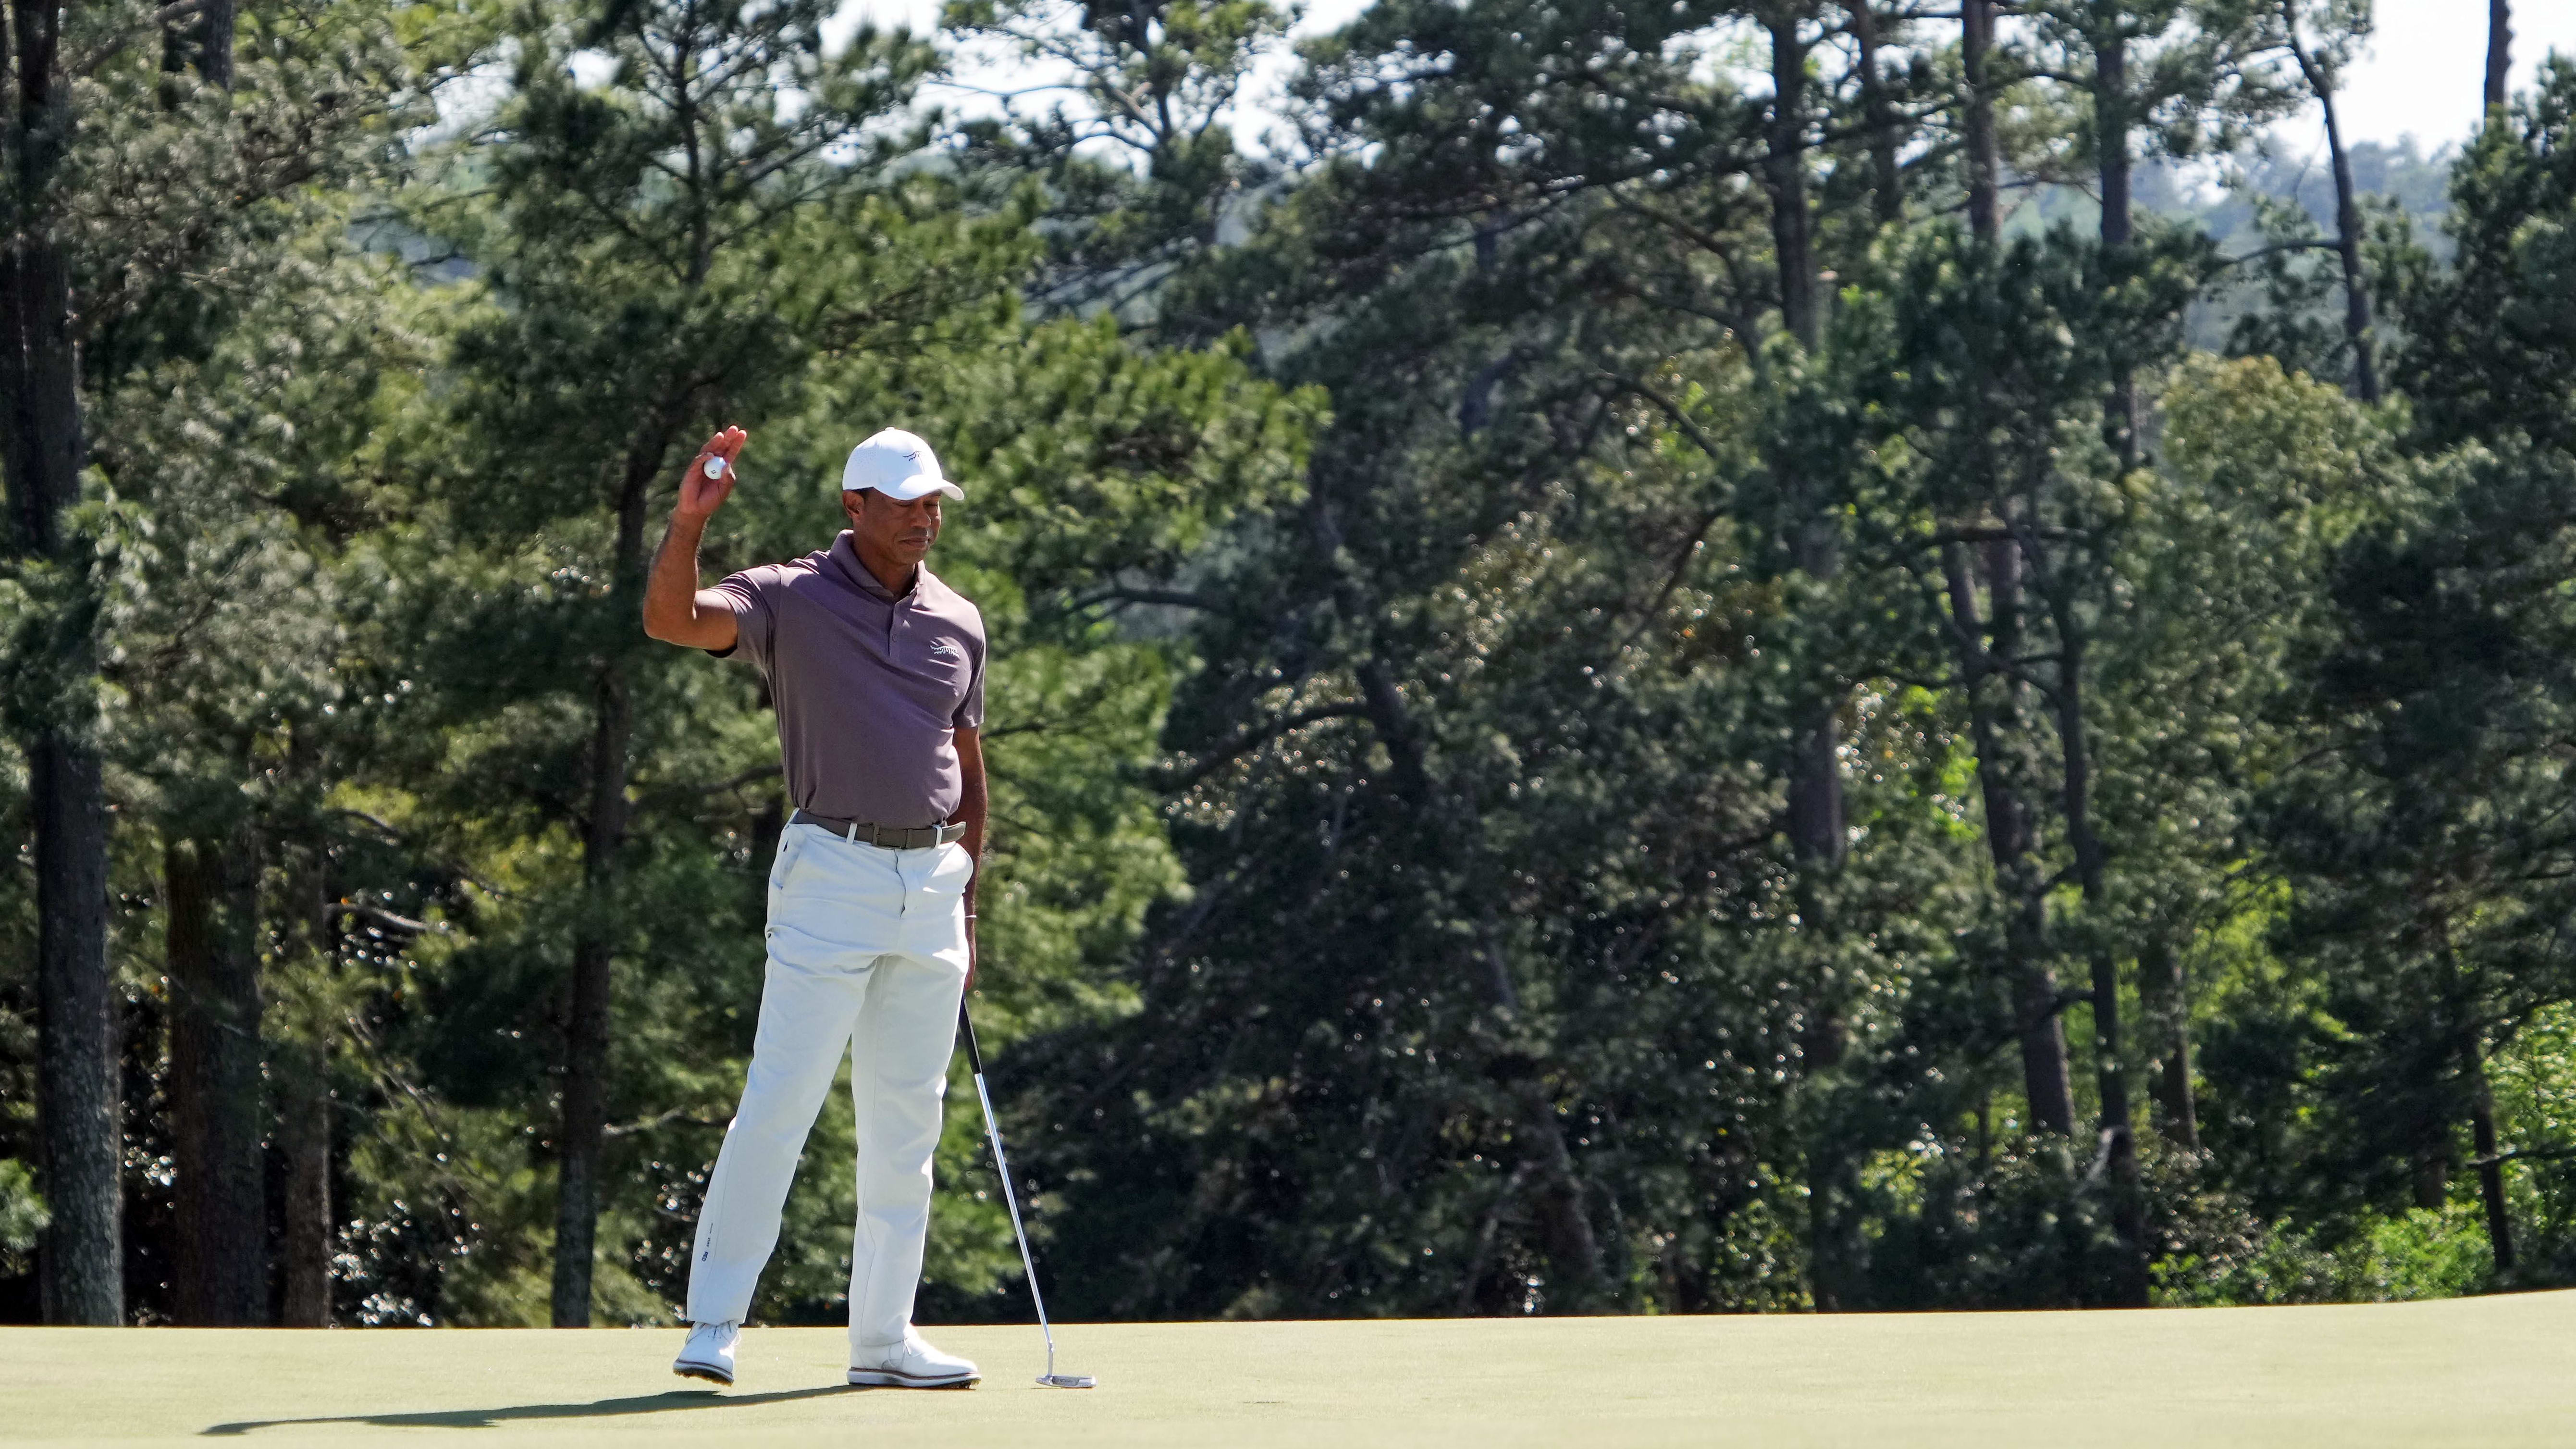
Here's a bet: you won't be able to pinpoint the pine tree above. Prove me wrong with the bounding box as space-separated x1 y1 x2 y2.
1 0 120 1327
2257 59 2576 1282
413 0 963 1325
946 0 1288 333
2267 0 2380 402
0 0 408 1325
378 0 1314 1326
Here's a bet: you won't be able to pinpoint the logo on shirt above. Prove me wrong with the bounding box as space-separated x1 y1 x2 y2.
929 641 963 661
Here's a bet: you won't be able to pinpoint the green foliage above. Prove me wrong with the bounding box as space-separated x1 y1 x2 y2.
7 0 2575 1330
2386 58 2576 456
0 1159 45 1276
946 0 1290 330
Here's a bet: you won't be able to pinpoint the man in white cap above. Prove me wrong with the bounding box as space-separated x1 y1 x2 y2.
641 423 988 1388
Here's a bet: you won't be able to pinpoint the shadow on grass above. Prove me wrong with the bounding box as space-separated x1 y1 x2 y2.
200 1385 868 1435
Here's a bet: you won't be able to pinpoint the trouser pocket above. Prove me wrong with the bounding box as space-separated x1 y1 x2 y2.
767 826 811 897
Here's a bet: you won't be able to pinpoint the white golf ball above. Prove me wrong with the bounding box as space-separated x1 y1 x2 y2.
704 456 727 479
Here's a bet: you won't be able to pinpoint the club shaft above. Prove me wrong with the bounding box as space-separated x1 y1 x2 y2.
972 1066 1059 1375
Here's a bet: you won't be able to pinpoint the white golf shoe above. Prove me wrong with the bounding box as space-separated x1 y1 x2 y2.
848 1331 980 1388
672 1320 740 1385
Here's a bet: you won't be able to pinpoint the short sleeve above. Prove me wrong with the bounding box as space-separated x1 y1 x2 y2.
953 639 985 731
706 570 777 672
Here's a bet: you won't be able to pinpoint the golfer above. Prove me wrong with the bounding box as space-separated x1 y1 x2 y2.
642 423 987 1389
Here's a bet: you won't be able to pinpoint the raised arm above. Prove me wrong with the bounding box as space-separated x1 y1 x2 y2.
642 426 748 651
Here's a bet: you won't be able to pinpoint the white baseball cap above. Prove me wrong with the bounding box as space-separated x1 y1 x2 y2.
840 427 962 501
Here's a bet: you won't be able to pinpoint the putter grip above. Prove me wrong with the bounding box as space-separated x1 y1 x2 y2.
958 1002 986 1077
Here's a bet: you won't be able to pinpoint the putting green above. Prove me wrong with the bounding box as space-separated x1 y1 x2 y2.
7 1291 2575 1447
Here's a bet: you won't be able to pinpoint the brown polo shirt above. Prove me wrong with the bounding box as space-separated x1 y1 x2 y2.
708 532 986 828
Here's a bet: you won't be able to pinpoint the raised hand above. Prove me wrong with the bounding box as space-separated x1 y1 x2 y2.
677 425 748 521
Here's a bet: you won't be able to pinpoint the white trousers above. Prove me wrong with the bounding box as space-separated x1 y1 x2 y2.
683 822 973 1350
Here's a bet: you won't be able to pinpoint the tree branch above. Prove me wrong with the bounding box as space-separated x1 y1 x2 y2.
1161 704 1371 791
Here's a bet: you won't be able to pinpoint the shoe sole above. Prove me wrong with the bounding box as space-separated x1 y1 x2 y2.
673 1362 735 1386
846 1367 979 1389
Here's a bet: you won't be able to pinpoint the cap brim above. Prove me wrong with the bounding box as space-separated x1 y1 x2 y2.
849 476 963 502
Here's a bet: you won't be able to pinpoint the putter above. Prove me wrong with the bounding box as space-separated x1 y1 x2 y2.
959 1002 1096 1389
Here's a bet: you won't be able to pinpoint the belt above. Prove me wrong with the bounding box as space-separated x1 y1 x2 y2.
790 810 968 850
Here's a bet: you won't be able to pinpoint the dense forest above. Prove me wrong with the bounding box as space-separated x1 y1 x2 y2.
2 0 2572 1326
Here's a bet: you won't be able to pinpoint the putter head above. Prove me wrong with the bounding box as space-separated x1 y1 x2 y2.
1037 1373 1097 1389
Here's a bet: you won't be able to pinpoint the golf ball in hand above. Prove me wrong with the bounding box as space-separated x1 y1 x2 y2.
704 456 727 480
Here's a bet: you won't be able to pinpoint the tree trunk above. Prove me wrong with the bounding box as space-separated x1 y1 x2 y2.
2051 637 2123 1141
1476 935 1600 1307
2485 1 2512 112
160 0 234 88
2470 1060 2514 1274
277 1072 333 1326
1850 1 1902 227
166 834 270 1326
2284 5 2379 403
2094 24 2132 254
29 739 119 1324
275 833 337 1327
1310 497 1437 808
1324 491 1601 1311
2009 946 2074 1133
1962 0 2002 244
1768 8 1856 1313
1786 704 1843 865
550 675 630 1327
1513 1077 1602 1309
1764 12 1841 863
1943 541 2076 1137
1766 15 1819 354
2139 937 2198 1150
549 428 669 1327
2095 20 2140 471
195 0 234 88
2046 598 2146 1304
4 1 117 1315
2412 1138 2450 1210
1959 38 2033 1164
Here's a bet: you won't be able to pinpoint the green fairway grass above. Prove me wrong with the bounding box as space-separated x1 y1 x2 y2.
7 1291 2575 1448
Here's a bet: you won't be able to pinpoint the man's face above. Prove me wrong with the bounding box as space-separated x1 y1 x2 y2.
843 488 942 565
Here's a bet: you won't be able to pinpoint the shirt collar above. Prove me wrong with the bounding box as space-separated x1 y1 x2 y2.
827 531 924 603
